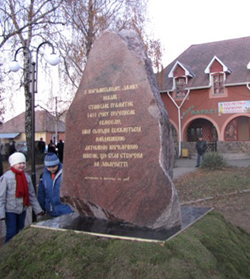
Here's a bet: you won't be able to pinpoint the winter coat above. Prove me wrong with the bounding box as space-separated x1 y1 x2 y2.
195 140 207 155
38 164 73 217
0 170 43 219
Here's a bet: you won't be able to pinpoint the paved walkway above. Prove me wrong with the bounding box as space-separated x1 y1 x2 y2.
173 158 197 179
173 156 250 179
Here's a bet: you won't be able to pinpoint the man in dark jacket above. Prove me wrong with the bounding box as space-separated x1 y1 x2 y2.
9 141 16 156
38 137 46 154
56 140 64 163
195 136 207 167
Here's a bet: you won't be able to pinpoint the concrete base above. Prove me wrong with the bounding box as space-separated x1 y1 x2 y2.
32 206 212 242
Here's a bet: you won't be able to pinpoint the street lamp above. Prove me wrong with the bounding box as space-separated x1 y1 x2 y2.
9 41 60 209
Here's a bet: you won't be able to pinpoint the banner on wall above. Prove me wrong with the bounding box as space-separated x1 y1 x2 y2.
218 100 250 114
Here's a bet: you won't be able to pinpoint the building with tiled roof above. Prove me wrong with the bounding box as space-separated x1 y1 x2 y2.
0 110 65 146
158 36 250 157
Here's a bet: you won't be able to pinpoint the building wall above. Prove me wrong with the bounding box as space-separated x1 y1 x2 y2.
45 132 65 144
35 133 46 142
1 132 65 145
161 85 250 142
181 140 250 158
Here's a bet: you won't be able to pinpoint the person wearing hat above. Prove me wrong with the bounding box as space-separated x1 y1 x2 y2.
38 152 73 217
0 152 44 243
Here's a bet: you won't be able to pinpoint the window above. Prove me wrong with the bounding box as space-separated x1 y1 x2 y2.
213 73 224 95
225 119 237 141
225 117 250 141
175 77 186 98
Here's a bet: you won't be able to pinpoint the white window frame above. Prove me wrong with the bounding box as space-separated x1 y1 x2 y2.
174 76 188 98
211 72 225 95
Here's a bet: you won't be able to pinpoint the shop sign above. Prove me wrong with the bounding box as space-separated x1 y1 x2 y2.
182 105 218 117
218 100 250 115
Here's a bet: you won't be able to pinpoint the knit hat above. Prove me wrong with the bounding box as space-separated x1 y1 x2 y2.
44 152 60 167
8 152 26 166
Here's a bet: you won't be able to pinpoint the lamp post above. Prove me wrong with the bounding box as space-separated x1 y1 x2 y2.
9 42 60 216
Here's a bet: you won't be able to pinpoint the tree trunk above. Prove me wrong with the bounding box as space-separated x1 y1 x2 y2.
24 49 32 162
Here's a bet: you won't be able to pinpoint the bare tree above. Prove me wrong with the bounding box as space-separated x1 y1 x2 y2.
59 0 161 88
0 0 64 160
0 0 163 160
0 68 5 123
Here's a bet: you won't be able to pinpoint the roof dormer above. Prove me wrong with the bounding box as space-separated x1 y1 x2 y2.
168 61 194 99
205 56 231 96
168 61 195 78
204 56 232 74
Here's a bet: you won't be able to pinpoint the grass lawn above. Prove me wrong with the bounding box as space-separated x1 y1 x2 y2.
1 165 250 278
1 211 250 279
174 166 250 203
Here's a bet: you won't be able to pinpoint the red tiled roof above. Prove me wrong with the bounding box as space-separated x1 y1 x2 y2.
0 110 65 133
161 36 250 91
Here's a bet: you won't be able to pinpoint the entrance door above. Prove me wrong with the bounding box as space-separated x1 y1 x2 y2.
187 119 218 151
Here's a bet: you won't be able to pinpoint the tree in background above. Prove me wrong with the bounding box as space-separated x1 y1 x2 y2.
59 0 163 87
0 0 64 160
0 0 163 159
0 71 5 124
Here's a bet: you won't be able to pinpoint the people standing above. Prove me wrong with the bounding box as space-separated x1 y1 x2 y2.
8 140 16 156
195 136 207 167
38 137 46 154
56 140 64 163
48 140 57 154
38 152 73 217
0 152 44 243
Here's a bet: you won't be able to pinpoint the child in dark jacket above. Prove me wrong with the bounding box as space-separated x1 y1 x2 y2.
38 152 73 217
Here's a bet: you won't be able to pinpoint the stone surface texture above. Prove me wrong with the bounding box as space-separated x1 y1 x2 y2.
60 30 181 229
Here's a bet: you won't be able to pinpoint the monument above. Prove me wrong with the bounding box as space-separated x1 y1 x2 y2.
60 30 181 230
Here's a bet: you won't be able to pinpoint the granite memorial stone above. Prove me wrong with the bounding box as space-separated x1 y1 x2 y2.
60 30 181 230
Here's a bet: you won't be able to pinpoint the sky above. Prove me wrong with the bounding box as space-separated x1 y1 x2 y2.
148 0 250 66
5 0 250 120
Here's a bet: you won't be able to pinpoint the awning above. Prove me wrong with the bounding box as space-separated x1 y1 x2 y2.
0 133 20 139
